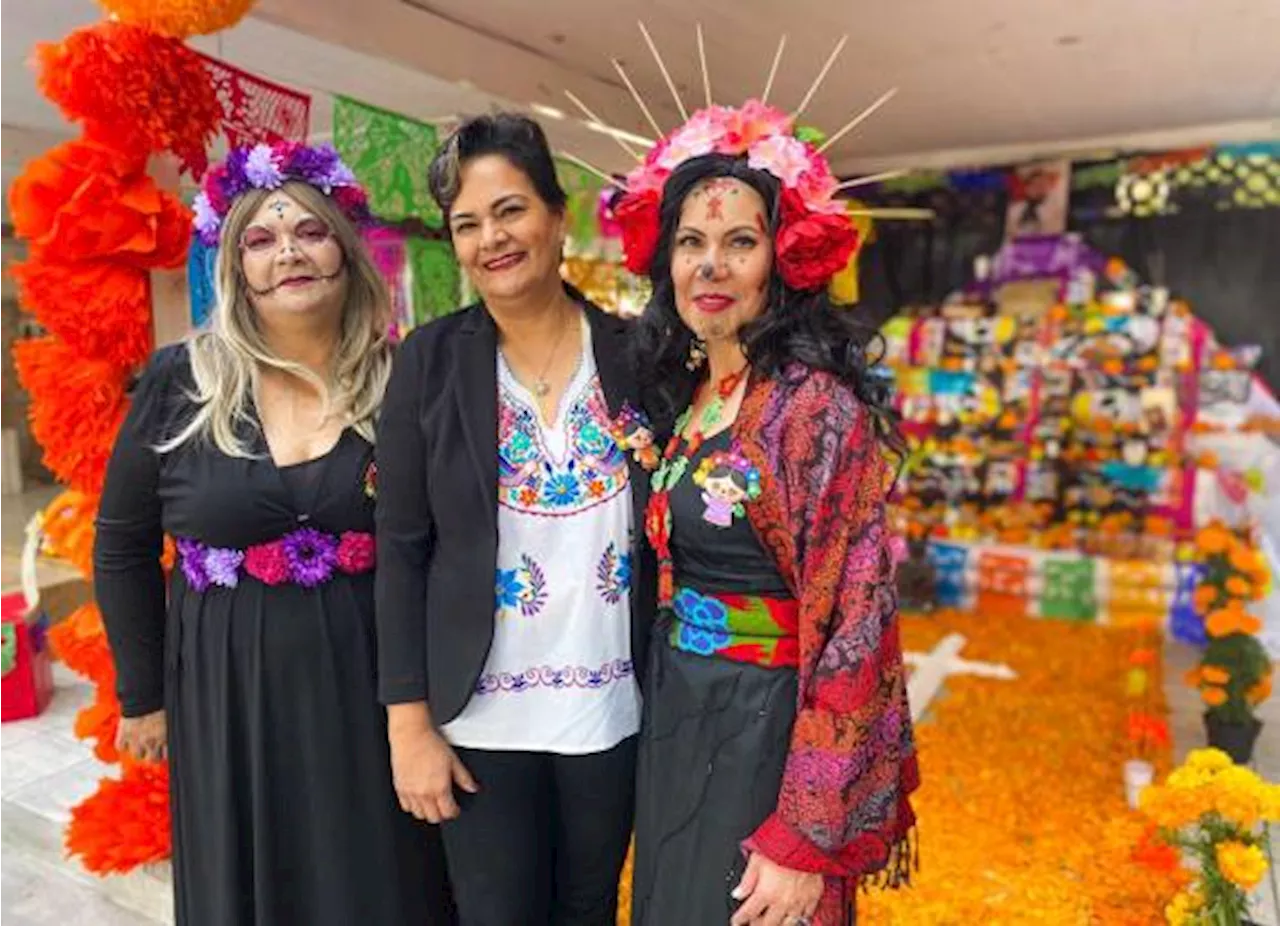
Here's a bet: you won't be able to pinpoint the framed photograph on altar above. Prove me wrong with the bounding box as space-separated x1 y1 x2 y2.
1005 160 1070 240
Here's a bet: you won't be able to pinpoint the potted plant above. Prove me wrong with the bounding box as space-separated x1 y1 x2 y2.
1186 523 1273 763
1137 748 1280 925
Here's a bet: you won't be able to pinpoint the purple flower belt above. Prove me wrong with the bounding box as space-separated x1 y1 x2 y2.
177 528 375 591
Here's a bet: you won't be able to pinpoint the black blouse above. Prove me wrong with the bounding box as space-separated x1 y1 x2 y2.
668 430 789 597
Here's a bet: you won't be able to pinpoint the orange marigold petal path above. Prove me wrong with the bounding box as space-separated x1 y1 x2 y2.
860 610 1183 924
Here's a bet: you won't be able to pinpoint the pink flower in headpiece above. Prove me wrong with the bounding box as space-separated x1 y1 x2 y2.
658 112 725 170
747 134 813 188
732 100 794 148
795 160 843 214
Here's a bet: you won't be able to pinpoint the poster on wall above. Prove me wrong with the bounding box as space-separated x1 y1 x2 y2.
1005 160 1071 241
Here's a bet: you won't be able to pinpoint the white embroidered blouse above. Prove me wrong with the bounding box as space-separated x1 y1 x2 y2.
441 320 640 754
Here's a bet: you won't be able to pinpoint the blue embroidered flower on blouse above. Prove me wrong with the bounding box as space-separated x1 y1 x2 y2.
495 569 522 610
543 472 583 507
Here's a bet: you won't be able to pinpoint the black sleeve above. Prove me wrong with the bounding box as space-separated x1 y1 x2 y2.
93 347 181 718
374 335 434 705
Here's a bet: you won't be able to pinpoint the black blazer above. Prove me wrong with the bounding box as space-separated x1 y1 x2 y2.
374 298 656 725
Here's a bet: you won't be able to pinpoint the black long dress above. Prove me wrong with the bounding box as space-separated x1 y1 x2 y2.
94 345 453 926
632 431 810 925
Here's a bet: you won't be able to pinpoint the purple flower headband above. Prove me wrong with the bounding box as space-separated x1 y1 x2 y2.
192 141 371 247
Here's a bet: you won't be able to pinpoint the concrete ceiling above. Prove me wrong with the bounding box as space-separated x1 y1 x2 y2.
4 0 1279 192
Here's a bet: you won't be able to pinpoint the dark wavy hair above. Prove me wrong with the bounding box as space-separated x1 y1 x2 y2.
633 153 904 459
427 112 567 221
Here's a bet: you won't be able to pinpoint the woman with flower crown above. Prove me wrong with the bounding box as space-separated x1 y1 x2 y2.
617 100 920 925
93 143 454 925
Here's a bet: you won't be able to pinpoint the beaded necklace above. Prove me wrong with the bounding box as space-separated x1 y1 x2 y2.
644 367 748 607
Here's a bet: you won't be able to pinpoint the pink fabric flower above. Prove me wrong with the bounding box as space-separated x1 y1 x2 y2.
747 134 813 187
244 540 290 586
335 532 377 574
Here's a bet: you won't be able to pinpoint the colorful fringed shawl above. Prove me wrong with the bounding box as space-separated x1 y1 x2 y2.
733 365 919 921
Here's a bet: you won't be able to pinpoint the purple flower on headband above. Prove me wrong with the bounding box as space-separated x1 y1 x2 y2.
220 148 252 199
321 161 357 193
204 548 246 589
177 538 211 593
193 193 220 246
244 144 285 189
193 142 369 244
282 527 338 588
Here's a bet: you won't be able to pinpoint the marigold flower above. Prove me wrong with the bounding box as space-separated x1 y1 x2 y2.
1185 748 1233 774
1215 840 1267 890
1199 665 1230 685
1196 525 1232 555
1225 575 1253 598
1200 686 1228 707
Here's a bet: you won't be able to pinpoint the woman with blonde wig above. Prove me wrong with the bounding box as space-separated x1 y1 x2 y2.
93 143 454 926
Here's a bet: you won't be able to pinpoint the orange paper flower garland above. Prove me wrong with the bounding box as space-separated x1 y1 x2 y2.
12 338 130 495
9 260 152 370
10 0 230 876
96 0 256 38
35 21 221 178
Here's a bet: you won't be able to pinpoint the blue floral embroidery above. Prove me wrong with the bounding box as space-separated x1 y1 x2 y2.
672 587 730 632
497 375 628 516
494 555 548 618
495 569 522 610
543 469 583 507
675 622 731 656
596 543 633 604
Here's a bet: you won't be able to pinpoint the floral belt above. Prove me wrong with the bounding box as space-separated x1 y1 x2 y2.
669 586 799 668
177 528 375 591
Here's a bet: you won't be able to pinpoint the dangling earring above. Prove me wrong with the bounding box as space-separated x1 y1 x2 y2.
686 337 707 372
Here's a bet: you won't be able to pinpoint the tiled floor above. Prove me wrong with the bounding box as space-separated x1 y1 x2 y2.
1 665 171 925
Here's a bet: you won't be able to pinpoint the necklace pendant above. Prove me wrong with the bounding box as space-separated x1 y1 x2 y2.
533 380 551 398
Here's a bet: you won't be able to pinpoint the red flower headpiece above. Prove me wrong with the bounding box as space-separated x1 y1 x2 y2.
611 99 859 291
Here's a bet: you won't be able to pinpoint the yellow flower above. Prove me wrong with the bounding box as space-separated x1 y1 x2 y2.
1211 765 1266 827
1185 748 1233 774
1141 786 1201 829
1215 840 1268 890
1261 783 1280 822
1164 887 1204 925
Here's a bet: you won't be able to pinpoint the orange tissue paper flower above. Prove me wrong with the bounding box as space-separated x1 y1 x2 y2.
96 0 257 38
10 257 152 370
49 603 115 689
12 337 129 495
74 691 122 764
35 21 221 177
39 490 100 579
8 138 190 269
66 759 171 874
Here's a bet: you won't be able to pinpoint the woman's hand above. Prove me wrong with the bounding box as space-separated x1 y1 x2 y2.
116 709 167 762
730 852 823 926
388 724 478 823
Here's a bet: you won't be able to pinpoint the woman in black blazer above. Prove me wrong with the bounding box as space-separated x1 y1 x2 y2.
375 113 655 925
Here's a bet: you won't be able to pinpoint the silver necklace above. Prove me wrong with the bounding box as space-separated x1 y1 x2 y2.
530 309 575 398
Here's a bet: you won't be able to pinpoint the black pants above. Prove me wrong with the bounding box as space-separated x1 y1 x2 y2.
441 736 637 926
